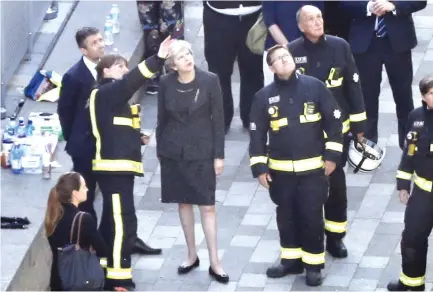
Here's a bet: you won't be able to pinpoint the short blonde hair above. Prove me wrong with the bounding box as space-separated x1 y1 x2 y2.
166 40 193 69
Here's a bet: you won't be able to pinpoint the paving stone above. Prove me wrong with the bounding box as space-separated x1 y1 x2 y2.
348 279 378 291
208 281 237 291
238 273 267 288
381 211 404 224
264 283 292 291
250 240 280 263
353 267 384 280
230 235 261 248
375 222 404 235
135 256 165 270
359 256 390 269
356 193 392 219
241 214 272 227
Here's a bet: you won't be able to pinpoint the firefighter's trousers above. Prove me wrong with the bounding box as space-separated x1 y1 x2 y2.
325 134 350 240
399 183 433 288
97 174 137 287
269 171 329 270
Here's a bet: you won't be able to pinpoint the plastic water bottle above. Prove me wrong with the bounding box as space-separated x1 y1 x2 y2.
104 16 114 46
110 4 120 34
26 119 34 137
10 143 24 174
17 117 27 138
6 117 17 138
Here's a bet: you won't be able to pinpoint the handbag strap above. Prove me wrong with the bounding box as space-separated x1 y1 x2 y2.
69 211 85 245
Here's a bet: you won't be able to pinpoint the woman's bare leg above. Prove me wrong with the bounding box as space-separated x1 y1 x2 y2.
178 203 198 265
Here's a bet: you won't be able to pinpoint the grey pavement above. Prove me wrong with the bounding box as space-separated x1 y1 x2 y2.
1 1 433 291
130 1 433 291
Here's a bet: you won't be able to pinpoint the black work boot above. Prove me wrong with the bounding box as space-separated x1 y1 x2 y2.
266 262 304 278
326 237 348 258
306 270 322 286
387 280 425 291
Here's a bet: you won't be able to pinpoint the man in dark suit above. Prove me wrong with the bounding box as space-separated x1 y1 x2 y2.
58 27 161 255
323 1 351 41
341 0 427 149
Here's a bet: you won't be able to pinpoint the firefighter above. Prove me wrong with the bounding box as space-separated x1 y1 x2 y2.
89 36 172 291
387 76 433 291
249 44 343 286
288 5 367 258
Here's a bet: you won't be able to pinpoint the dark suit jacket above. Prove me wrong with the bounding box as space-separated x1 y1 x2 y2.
341 1 427 54
57 58 96 160
156 67 225 161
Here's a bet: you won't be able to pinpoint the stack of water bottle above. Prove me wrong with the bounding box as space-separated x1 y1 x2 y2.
1 116 52 178
104 4 120 53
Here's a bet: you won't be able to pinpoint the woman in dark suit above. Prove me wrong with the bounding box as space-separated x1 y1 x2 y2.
156 40 228 283
44 172 108 291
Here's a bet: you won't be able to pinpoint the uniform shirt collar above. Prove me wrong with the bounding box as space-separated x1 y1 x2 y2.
83 56 98 80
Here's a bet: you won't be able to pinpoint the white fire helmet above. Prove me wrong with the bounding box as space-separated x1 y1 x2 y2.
348 137 386 173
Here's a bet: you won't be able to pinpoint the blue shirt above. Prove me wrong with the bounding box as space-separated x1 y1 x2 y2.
262 1 324 50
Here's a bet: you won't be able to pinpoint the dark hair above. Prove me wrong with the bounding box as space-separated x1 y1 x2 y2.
266 44 291 66
75 27 100 49
419 75 433 95
95 54 128 83
44 172 82 236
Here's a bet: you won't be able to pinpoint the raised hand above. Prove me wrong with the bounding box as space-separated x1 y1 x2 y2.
157 36 174 59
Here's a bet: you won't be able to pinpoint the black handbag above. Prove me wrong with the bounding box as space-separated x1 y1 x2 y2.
57 211 105 291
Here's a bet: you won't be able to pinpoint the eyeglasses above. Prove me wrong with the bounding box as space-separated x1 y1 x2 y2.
271 54 290 65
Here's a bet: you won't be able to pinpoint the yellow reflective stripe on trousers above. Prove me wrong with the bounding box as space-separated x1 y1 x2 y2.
349 112 367 122
396 170 413 181
92 159 144 174
324 220 347 233
138 61 155 78
325 142 343 152
299 113 321 123
268 156 324 172
302 251 325 265
281 248 302 259
100 257 107 268
414 172 433 193
399 272 425 287
113 117 133 127
106 268 132 280
89 89 102 160
112 193 123 270
250 156 268 166
324 119 350 138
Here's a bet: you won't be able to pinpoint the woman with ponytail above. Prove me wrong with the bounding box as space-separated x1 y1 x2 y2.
44 172 107 291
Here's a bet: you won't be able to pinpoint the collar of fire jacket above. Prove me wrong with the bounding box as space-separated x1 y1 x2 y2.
302 34 326 50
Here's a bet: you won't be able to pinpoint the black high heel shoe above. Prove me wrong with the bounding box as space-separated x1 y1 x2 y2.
177 257 200 274
209 266 229 284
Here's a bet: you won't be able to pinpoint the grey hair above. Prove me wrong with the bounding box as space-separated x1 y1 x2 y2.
165 40 193 69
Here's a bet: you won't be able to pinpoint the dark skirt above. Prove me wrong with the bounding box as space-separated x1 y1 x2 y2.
160 157 216 206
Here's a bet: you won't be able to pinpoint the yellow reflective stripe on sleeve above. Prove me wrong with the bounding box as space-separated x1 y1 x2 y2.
430 144 433 152
323 119 350 139
92 159 144 174
326 142 343 152
89 89 102 160
270 118 288 131
399 272 425 287
324 220 347 233
138 61 155 78
100 258 107 268
132 117 141 129
113 117 133 127
302 251 325 265
112 193 123 270
350 112 367 122
414 172 433 193
268 156 324 172
281 248 302 259
106 268 132 280
130 104 140 115
396 170 413 181
299 113 321 123
250 156 268 166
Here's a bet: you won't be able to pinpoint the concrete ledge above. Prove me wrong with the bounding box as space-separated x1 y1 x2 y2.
1 1 145 290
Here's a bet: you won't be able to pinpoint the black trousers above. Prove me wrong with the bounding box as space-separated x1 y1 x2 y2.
399 184 433 288
72 156 97 220
354 37 414 149
269 171 329 270
203 5 264 131
324 134 350 240
97 174 137 287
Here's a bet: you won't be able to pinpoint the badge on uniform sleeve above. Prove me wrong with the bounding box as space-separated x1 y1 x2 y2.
305 102 316 115
250 122 256 131
333 109 341 119
269 95 280 104
353 73 359 83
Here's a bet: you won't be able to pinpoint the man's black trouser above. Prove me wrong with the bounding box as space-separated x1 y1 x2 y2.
399 183 433 288
72 156 97 220
269 171 329 270
324 134 350 240
203 4 264 131
97 174 137 287
354 36 414 149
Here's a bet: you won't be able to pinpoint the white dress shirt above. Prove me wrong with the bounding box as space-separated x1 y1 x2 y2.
83 56 98 80
366 1 396 30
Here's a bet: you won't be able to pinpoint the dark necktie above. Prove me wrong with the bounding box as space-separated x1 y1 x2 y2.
376 16 387 37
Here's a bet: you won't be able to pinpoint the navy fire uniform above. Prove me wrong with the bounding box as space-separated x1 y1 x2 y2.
288 35 367 257
249 71 343 280
89 55 162 289
388 103 433 291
